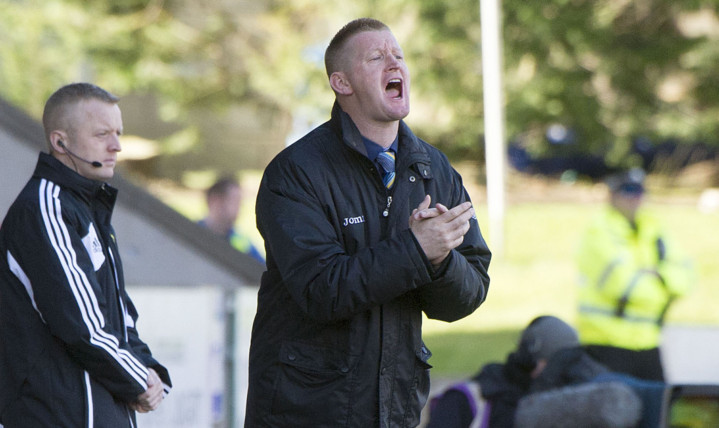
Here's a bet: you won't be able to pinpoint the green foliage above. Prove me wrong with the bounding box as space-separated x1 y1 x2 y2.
1 0 718 174
670 397 719 428
0 1 88 117
423 329 521 377
408 0 484 156
406 0 719 162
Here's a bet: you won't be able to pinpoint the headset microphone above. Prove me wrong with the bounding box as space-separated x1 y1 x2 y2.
58 141 103 168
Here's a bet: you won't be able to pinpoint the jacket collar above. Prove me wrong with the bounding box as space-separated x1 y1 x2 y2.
33 152 118 211
330 101 431 167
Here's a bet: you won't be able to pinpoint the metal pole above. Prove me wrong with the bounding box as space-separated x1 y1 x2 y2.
224 289 236 428
480 0 507 256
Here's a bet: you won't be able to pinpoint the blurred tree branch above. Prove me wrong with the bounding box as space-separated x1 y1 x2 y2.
1 0 717 178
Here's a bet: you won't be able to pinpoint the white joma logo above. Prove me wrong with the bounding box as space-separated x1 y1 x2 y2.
343 216 365 226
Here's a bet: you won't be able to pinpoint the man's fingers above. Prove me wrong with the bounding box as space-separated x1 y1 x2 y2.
440 205 474 244
416 194 431 212
449 201 472 215
132 368 165 413
415 199 469 221
435 203 449 213
411 195 438 221
436 202 473 224
412 199 475 264
147 368 161 386
452 206 475 225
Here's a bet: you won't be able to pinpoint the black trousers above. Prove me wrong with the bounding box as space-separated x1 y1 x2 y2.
584 344 665 381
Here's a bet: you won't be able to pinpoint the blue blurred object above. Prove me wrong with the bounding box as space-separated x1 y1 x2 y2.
507 129 717 182
507 140 612 180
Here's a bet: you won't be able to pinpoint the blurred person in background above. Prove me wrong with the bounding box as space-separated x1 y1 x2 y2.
426 316 608 428
576 168 695 381
0 83 171 427
199 176 264 264
245 17 491 427
428 315 666 428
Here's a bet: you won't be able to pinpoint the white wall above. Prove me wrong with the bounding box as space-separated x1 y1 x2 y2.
231 286 259 427
662 324 719 384
130 285 228 428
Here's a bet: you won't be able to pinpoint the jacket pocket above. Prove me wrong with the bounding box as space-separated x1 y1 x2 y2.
405 344 433 426
416 344 433 401
270 341 356 425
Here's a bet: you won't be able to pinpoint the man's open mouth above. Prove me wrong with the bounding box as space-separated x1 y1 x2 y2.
386 79 403 99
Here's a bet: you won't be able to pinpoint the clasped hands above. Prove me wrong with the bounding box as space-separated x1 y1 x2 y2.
130 368 164 413
409 195 474 267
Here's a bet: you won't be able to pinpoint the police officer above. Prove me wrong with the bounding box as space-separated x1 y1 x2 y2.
576 168 694 381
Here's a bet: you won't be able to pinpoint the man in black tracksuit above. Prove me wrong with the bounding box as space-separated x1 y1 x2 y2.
246 19 491 427
0 83 171 427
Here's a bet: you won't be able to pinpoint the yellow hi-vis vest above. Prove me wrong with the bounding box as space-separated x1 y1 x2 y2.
576 207 694 350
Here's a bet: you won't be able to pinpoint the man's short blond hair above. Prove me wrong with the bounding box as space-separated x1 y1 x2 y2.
324 18 389 78
42 83 119 146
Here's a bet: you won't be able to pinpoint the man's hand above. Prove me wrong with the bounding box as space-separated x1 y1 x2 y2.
130 368 164 413
409 195 474 266
409 194 448 223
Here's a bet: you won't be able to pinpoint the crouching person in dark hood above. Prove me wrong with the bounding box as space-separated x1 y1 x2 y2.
428 315 672 428
427 316 598 428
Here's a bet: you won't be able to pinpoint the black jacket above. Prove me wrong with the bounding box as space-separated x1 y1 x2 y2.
530 347 610 393
0 153 171 427
246 104 491 427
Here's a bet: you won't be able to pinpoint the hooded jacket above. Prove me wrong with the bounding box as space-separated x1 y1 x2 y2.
246 103 491 427
0 153 171 427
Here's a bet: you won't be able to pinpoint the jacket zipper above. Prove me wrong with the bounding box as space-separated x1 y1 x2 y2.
382 196 393 217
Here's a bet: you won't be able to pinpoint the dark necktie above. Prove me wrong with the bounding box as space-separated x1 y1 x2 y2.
376 150 396 189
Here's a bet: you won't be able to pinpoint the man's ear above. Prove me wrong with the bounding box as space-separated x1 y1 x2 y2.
329 71 353 96
49 130 67 153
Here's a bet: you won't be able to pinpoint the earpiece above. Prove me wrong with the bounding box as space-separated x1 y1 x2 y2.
57 140 103 168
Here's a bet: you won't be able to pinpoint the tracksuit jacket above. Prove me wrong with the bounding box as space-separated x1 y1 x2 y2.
0 153 171 427
246 103 491 427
